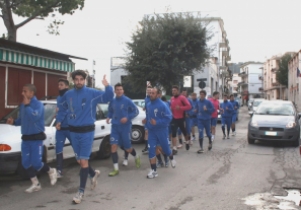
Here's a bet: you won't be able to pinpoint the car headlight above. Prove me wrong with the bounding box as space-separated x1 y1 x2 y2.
250 121 258 127
286 121 296 128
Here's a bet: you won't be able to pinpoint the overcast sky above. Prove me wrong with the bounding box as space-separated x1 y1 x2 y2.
1 0 301 87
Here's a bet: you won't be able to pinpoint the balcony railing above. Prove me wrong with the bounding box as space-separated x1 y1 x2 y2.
238 72 248 77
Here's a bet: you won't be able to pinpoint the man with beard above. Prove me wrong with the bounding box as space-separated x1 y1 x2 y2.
56 70 114 204
55 78 72 178
143 88 176 179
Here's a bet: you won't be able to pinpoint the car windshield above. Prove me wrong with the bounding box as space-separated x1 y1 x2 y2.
256 103 295 116
0 103 57 126
253 101 263 106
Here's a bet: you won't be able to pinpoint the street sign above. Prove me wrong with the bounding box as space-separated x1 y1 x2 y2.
199 81 206 89
183 76 192 88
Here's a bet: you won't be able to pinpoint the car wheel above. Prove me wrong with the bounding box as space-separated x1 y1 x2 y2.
97 136 111 159
248 135 255 144
131 125 145 144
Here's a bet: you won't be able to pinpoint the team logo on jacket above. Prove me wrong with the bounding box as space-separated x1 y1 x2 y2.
154 108 158 117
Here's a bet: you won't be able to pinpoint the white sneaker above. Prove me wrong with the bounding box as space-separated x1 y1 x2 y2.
191 136 195 141
147 169 158 179
73 191 84 204
232 131 236 136
91 170 100 190
171 159 176 168
48 168 57 185
122 159 128 166
25 183 41 193
177 144 183 149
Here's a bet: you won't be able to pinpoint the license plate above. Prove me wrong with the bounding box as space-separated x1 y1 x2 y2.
265 131 277 136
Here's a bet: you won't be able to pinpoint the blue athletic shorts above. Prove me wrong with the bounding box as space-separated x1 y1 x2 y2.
211 118 217 127
21 140 44 170
221 117 232 127
55 129 71 154
232 114 237 123
110 124 132 150
148 128 171 159
70 131 94 160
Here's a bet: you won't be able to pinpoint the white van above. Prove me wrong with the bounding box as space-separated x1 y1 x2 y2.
0 100 145 178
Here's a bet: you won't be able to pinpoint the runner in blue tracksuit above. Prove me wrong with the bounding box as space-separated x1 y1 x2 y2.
7 84 57 193
229 94 239 136
142 86 152 153
144 88 176 179
56 70 114 204
55 78 72 178
156 95 171 168
196 90 214 153
106 83 140 177
220 95 234 140
190 92 198 141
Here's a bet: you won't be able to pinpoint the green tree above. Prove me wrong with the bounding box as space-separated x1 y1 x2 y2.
124 13 211 93
276 54 292 87
0 0 85 41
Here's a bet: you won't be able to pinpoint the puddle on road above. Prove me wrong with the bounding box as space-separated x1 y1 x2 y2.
243 190 301 210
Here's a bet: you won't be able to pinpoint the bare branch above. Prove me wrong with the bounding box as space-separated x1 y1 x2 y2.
15 0 61 29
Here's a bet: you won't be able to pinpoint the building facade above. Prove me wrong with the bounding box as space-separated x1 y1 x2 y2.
238 62 264 99
262 53 294 100
0 39 86 118
288 50 301 110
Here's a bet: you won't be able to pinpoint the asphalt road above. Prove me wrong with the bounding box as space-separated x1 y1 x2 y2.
1 106 301 210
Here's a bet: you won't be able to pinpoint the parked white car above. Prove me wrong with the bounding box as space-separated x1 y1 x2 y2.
0 100 145 178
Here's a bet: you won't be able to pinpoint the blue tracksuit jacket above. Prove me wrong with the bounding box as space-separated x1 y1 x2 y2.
56 85 114 126
144 95 150 111
56 90 69 128
230 100 239 114
146 98 172 130
14 96 45 135
220 100 234 118
196 99 215 120
185 97 194 117
191 99 198 117
108 95 139 125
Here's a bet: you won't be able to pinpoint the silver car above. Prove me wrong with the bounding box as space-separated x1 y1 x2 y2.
249 99 265 116
248 100 301 146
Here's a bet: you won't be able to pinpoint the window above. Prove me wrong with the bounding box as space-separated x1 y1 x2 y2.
233 80 238 84
96 104 108 120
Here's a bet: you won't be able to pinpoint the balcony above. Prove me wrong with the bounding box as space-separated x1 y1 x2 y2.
238 71 248 77
238 81 248 87
222 50 229 57
226 55 231 61
219 42 227 48
271 68 278 73
272 81 279 86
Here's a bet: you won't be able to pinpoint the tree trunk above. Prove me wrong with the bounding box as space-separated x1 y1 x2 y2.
1 2 17 42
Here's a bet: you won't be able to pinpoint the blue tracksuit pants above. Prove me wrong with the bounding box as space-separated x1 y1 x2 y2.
21 140 44 171
177 118 192 136
222 117 232 129
148 128 171 159
198 119 211 139
70 131 94 160
110 124 132 150
55 130 71 154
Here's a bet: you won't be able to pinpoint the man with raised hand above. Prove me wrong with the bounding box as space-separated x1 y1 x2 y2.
56 70 114 204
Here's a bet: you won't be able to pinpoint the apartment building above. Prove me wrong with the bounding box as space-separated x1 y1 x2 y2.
238 62 264 98
288 50 301 110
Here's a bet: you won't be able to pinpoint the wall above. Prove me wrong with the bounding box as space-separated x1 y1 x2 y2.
248 63 263 95
0 64 67 118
